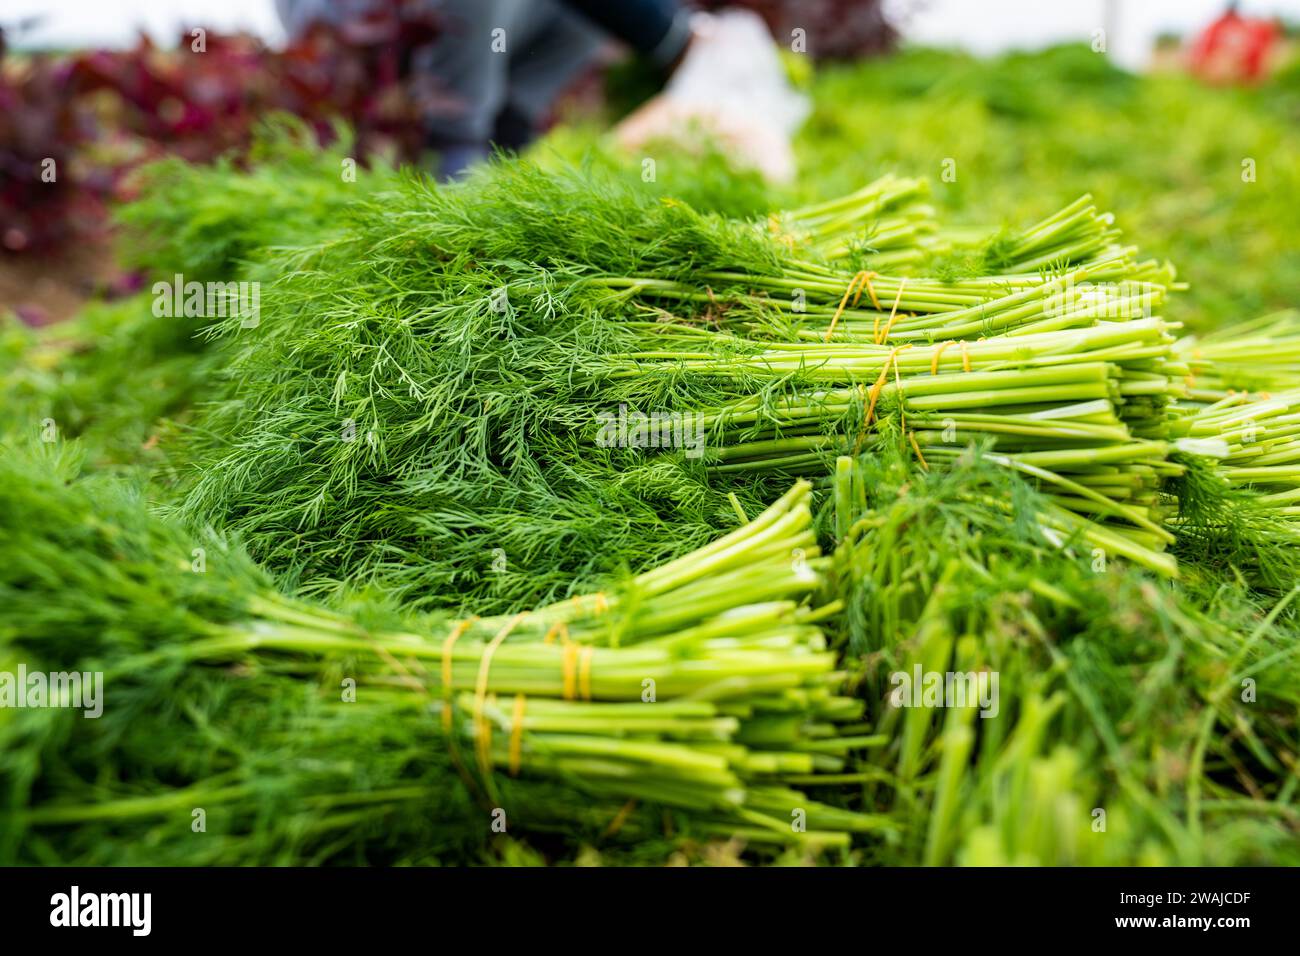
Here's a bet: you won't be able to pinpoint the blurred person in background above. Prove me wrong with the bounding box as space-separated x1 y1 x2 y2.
276 0 806 181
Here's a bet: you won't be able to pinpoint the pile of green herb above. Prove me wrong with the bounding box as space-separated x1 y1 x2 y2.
1 438 890 863
5 84 1300 866
165 161 1207 609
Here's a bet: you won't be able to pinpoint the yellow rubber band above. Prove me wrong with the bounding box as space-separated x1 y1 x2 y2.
543 620 568 645
894 348 907 431
472 612 527 777
579 646 595 701
562 641 580 700
876 277 908 345
931 340 955 375
959 340 972 373
603 799 639 838
909 431 930 470
373 644 427 697
767 214 797 248
859 271 882 312
865 344 912 425
508 694 527 777
567 591 610 616
440 618 475 731
825 270 879 343
852 383 871 455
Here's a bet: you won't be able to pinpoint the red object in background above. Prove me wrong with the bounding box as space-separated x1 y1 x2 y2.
1189 6 1280 83
0 0 441 256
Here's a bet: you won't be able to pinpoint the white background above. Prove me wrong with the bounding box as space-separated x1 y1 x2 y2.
4 0 1300 70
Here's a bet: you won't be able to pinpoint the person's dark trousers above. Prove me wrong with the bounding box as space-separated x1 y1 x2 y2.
560 0 691 64
420 0 692 180
418 0 605 180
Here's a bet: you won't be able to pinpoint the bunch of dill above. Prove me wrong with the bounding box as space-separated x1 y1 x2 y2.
830 449 1300 865
176 159 795 613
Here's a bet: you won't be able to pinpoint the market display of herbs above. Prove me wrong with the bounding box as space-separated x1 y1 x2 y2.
3 46 1300 867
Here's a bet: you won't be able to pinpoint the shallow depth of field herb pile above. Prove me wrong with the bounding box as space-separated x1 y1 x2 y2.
2 47 1299 866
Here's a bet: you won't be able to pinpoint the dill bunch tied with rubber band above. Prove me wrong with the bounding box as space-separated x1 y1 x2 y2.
78 147 1300 605
0 439 885 861
176 159 1201 612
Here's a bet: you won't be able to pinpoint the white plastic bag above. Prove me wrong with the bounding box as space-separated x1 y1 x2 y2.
616 9 810 182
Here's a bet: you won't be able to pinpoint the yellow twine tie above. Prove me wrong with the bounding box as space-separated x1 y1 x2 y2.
852 383 870 455
875 277 908 345
959 340 972 373
824 270 880 343
603 799 639 838
858 271 882 311
865 344 912 426
568 591 609 616
894 348 908 431
931 340 955 375
472 612 527 778
909 431 930 470
372 644 428 697
579 646 595 701
508 694 527 777
767 215 798 250
440 618 476 731
562 641 580 700
543 619 568 645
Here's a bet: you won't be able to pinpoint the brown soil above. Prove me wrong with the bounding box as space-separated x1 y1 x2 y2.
0 234 120 326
